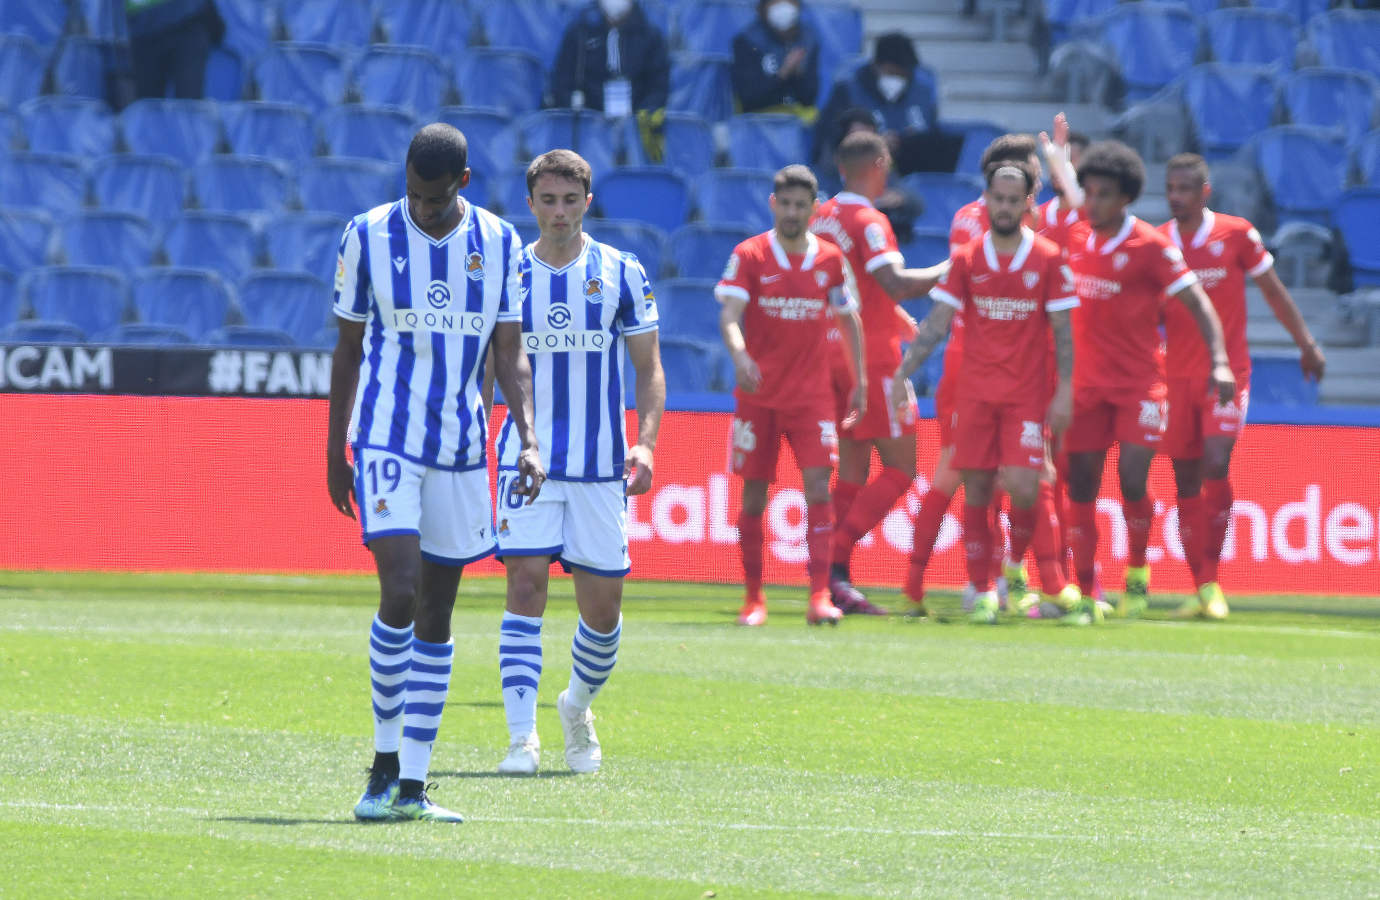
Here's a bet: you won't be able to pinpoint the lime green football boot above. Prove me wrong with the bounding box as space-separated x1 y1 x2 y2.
1119 565 1150 618
1200 582 1230 620
352 769 399 821
391 783 464 823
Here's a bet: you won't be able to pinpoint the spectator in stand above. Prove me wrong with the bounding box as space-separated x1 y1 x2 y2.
817 32 948 176
549 0 670 116
126 0 224 99
731 0 821 122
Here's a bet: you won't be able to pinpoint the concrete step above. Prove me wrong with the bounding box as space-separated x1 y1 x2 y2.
1130 195 1170 224
1315 347 1380 376
873 0 969 13
918 40 1038 75
941 73 1050 103
938 99 1111 135
868 12 991 42
1319 374 1380 405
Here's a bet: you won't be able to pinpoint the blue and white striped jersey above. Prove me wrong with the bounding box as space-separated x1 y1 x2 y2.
334 198 521 471
496 235 658 482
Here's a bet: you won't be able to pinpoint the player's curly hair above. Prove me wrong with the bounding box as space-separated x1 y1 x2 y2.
526 149 593 196
773 164 818 196
985 158 1038 195
406 123 468 181
978 133 1037 173
1076 140 1146 202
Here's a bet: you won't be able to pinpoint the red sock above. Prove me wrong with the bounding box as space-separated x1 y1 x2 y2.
1068 500 1098 594
1123 495 1154 568
906 487 951 601
1008 505 1036 565
834 466 912 565
1177 492 1205 587
831 479 862 554
1032 482 1067 593
806 502 833 594
1052 470 1070 564
989 490 1007 566
963 502 993 591
738 512 764 596
1202 477 1233 584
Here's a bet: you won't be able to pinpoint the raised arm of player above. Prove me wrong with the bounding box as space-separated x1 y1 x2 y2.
1174 282 1236 404
870 259 950 301
327 318 365 519
1047 308 1075 436
624 330 666 496
837 304 867 428
491 320 546 502
718 293 761 394
1039 112 1084 210
890 301 956 414
1253 266 1326 381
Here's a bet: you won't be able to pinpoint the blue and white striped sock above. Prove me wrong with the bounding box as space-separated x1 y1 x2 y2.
499 612 543 740
368 615 412 753
398 637 453 783
566 615 621 712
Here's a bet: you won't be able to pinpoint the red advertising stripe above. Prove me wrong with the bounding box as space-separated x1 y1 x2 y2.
1 394 1376 595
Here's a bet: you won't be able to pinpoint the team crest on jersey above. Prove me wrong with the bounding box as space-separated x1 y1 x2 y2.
1113 252 1129 271
1022 271 1039 289
1020 420 1043 449
374 499 390 518
335 256 346 290
815 270 828 287
1209 240 1224 257
465 252 485 280
585 277 603 299
498 518 509 536
426 280 452 309
546 304 571 328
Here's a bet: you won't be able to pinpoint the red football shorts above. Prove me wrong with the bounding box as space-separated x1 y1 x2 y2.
1064 382 1168 453
843 366 918 441
934 370 958 448
952 397 1049 471
730 396 838 481
1163 372 1249 459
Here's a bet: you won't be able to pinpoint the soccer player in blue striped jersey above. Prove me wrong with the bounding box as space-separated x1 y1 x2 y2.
327 124 546 821
492 149 665 776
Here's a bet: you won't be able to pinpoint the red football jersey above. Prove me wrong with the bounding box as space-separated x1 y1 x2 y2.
715 230 859 410
1158 209 1270 377
933 229 1077 404
811 192 907 371
1036 196 1082 248
1066 216 1198 391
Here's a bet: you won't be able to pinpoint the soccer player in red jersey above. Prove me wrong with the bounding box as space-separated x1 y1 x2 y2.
809 131 947 615
1159 153 1325 619
1063 141 1235 616
891 161 1091 622
717 164 867 626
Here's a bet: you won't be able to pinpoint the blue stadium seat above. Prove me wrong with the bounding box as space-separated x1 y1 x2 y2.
654 277 720 343
353 45 450 119
584 219 668 280
57 211 156 269
1099 3 1200 101
668 52 733 122
454 48 545 115
658 337 721 393
21 265 129 337
727 113 810 171
0 0 69 47
505 213 539 243
192 156 291 216
459 166 493 210
0 110 18 153
656 113 716 177
91 154 185 221
596 167 690 233
120 99 223 166
204 46 245 101
306 325 337 350
1184 64 1279 159
279 0 374 48
1205 8 1297 69
1248 350 1318 405
318 104 417 163
131 268 235 340
1335 187 1380 286
204 324 297 347
237 271 331 344
0 153 87 216
517 110 618 177
106 323 194 345
479 0 570 61
215 0 277 62
0 269 18 327
901 173 985 232
162 211 260 283
1357 130 1380 188
0 208 54 271
376 0 473 55
498 166 534 218
18 97 116 157
944 119 1006 176
1253 126 1348 226
265 210 349 280
677 1 755 55
1249 0 1328 27
0 35 49 110
52 36 112 101
668 222 753 279
252 43 350 114
1306 9 1380 80
0 320 87 343
1282 68 1379 147
222 101 317 164
1041 0 1119 44
436 106 517 177
299 157 399 218
805 3 864 94
899 230 951 268
693 169 774 231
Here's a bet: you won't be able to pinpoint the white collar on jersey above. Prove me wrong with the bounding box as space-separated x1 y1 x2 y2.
768 229 819 270
1168 207 1215 250
402 196 471 246
1085 213 1136 255
833 191 874 208
530 233 592 273
982 226 1036 272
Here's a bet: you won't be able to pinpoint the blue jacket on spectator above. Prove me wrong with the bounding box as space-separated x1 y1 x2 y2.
549 1 670 112
731 15 820 113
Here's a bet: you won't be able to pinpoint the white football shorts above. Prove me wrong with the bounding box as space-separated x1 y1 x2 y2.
494 472 631 576
353 446 495 565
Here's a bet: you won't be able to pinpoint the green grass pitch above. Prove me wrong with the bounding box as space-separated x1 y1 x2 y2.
1 571 1376 898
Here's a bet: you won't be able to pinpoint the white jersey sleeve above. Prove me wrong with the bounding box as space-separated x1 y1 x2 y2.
616 252 659 336
332 217 370 322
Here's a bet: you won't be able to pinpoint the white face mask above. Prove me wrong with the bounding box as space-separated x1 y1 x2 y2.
600 0 632 20
766 1 799 32
877 73 907 102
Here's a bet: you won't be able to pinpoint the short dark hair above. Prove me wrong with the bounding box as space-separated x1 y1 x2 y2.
526 148 593 196
1068 130 1091 152
1166 152 1210 187
978 133 1037 174
985 159 1037 195
406 123 468 181
836 130 889 170
1076 140 1146 202
874 32 918 71
773 163 818 196
834 106 879 145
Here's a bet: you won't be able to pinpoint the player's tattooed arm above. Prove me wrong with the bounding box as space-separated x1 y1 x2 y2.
492 320 546 502
624 330 665 496
1174 282 1237 404
327 318 366 519
1047 308 1075 436
890 302 955 412
1254 266 1325 381
872 259 951 300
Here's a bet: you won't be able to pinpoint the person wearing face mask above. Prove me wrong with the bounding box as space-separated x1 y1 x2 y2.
816 32 942 177
549 0 670 117
731 0 821 122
